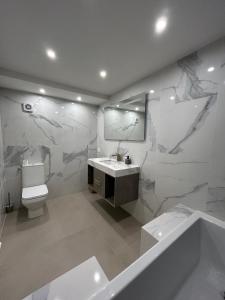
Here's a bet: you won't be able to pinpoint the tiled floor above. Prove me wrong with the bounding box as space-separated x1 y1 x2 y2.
0 190 155 300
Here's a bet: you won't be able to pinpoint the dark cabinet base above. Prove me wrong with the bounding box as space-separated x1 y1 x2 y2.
88 165 139 207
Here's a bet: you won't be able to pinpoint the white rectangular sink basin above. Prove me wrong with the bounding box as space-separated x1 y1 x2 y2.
88 158 139 177
92 211 225 300
99 159 123 168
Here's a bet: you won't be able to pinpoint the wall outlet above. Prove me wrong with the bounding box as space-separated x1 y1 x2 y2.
22 103 33 113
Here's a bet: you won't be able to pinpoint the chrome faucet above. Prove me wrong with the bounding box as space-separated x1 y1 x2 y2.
111 153 123 161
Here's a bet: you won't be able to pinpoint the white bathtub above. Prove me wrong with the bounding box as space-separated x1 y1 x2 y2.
93 211 225 300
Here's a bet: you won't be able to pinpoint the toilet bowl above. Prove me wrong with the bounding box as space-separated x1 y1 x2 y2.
22 184 48 218
21 161 48 218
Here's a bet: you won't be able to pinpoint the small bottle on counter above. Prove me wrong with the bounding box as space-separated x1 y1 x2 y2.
125 155 132 165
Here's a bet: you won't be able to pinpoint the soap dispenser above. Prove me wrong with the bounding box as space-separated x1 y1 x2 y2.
125 155 131 165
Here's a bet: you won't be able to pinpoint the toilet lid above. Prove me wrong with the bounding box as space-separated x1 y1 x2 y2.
22 184 48 200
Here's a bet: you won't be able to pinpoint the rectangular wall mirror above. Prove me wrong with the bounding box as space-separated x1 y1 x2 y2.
104 93 147 141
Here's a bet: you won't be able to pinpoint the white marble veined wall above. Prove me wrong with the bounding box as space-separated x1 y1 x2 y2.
0 89 98 208
97 37 225 224
0 112 5 233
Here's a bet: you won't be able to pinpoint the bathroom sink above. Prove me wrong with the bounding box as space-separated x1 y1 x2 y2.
99 159 123 168
92 211 225 300
99 159 120 164
88 158 139 177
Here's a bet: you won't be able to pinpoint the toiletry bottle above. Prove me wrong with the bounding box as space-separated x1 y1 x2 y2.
125 156 131 165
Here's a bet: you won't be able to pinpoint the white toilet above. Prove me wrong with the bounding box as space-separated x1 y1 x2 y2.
21 161 48 218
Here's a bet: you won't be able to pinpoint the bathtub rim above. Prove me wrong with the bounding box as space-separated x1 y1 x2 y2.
91 211 225 300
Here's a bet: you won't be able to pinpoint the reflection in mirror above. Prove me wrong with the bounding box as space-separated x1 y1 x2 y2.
104 93 147 141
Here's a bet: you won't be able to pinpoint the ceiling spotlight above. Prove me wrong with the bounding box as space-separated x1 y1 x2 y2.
46 48 57 60
207 66 215 72
39 88 46 94
71 102 75 105
116 104 120 107
76 96 82 101
150 89 155 94
55 111 59 114
99 70 107 78
135 107 139 111
155 16 168 34
61 106 64 109
170 96 175 100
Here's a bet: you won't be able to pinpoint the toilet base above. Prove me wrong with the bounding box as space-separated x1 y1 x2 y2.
22 194 47 219
28 206 44 218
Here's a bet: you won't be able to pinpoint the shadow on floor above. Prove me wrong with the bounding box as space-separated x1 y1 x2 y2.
90 197 132 223
15 205 50 231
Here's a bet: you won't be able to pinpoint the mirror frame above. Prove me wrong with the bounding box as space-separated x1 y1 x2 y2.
104 92 148 142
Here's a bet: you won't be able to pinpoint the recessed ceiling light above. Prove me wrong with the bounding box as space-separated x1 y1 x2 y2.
55 111 59 114
155 16 168 34
116 104 120 107
170 96 175 100
76 96 82 101
61 106 64 109
71 102 75 105
39 88 46 94
46 48 57 60
150 89 155 94
99 70 107 78
207 66 215 72
135 107 139 111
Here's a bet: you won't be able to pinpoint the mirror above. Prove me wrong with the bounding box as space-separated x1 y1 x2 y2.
104 93 147 141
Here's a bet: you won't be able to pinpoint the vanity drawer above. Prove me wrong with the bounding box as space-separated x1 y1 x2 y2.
93 168 105 197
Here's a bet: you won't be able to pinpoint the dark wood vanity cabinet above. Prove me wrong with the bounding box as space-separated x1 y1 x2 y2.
93 168 105 196
88 165 139 207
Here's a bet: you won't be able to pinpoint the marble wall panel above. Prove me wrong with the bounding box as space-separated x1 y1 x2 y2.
0 112 5 234
0 89 98 208
97 37 225 224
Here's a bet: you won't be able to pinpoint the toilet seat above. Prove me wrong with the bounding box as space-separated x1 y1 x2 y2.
22 184 48 200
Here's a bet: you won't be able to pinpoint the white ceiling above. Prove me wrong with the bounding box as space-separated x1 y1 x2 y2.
0 68 107 105
0 0 225 104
